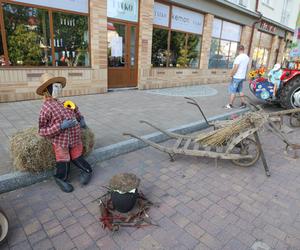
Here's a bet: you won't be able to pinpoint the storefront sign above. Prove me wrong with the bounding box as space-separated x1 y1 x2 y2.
12 0 88 13
171 6 203 35
221 21 241 42
153 2 169 27
212 18 222 38
259 21 276 33
108 0 139 22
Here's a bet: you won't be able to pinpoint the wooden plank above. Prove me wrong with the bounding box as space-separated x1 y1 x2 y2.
193 142 200 150
183 138 192 150
173 138 183 150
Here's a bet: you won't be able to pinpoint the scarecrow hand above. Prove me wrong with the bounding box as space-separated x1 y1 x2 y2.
80 116 87 128
60 119 78 130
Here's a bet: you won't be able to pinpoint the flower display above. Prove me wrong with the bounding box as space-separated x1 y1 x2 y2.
63 100 76 110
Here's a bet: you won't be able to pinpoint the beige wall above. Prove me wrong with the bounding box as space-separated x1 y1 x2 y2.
0 0 293 102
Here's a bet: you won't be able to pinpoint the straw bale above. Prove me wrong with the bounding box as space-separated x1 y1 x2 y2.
10 127 95 172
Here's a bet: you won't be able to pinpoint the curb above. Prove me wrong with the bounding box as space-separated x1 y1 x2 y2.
0 109 249 194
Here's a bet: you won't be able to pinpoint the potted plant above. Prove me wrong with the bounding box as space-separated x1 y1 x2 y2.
109 173 140 213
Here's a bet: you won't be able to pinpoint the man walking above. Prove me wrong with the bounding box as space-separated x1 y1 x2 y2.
225 45 249 109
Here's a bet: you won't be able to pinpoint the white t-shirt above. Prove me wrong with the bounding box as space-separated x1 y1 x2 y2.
233 53 249 79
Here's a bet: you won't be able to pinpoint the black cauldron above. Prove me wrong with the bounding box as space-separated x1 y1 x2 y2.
111 189 138 213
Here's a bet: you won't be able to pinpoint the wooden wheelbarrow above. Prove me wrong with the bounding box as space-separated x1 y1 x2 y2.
123 115 271 176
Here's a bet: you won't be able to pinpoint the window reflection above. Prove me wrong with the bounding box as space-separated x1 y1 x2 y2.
187 34 201 68
151 28 168 67
3 3 51 66
170 31 186 67
53 12 89 67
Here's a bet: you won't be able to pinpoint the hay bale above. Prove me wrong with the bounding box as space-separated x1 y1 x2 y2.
10 127 95 173
109 173 140 193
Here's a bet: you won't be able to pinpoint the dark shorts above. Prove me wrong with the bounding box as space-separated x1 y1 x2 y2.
229 78 244 94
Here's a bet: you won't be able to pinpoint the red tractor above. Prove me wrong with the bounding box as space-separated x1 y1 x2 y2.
279 62 300 108
249 61 300 109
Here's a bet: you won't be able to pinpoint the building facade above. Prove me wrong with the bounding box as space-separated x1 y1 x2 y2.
0 0 296 102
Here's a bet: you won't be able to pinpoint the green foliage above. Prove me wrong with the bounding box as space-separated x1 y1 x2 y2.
8 24 41 65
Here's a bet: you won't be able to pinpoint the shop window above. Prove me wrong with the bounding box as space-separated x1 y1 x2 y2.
251 47 270 69
187 34 201 68
151 28 168 67
151 2 203 68
3 3 52 66
169 31 186 67
53 12 89 67
209 18 241 69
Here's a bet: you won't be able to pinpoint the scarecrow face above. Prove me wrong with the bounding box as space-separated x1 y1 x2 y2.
52 83 63 98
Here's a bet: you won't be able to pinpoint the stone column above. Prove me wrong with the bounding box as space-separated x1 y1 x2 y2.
89 0 107 89
268 35 280 69
199 14 214 69
137 0 154 88
240 25 252 54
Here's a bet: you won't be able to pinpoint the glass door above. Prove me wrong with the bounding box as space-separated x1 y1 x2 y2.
108 21 137 88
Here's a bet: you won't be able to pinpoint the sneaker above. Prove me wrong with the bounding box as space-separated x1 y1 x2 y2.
239 103 247 109
225 104 233 109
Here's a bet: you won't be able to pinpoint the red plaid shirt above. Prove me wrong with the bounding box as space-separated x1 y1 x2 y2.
38 98 82 148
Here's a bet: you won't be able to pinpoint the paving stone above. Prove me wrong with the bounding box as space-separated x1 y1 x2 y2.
171 213 190 228
32 238 54 250
86 222 107 241
185 222 205 239
96 235 120 250
51 232 75 250
65 223 85 239
9 240 32 250
73 232 95 249
27 230 47 246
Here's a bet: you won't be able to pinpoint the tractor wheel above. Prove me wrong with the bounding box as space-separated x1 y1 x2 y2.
279 76 300 109
0 208 8 244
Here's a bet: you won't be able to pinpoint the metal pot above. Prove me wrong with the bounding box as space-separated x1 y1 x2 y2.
111 189 138 213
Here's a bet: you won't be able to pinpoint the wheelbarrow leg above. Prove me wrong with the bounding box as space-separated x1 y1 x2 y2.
253 131 271 177
168 153 175 162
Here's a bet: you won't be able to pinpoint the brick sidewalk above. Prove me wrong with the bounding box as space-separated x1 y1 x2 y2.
1 126 300 249
0 83 261 175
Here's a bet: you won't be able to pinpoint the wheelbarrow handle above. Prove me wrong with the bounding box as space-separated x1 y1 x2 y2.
184 97 210 126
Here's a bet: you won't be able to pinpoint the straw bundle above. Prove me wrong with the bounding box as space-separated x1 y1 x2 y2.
10 127 95 172
109 173 140 193
196 112 267 146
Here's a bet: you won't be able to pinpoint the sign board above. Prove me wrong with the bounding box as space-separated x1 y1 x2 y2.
212 18 222 38
259 21 277 33
11 0 88 13
221 21 241 42
153 2 169 27
171 6 203 35
108 0 139 22
111 37 123 57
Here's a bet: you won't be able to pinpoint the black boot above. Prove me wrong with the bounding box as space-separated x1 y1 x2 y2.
72 156 93 185
80 171 92 185
54 162 74 193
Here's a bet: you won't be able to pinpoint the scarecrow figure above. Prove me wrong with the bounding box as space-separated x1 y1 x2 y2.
36 73 92 193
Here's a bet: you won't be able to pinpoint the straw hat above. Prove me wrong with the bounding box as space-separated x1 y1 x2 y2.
36 73 66 96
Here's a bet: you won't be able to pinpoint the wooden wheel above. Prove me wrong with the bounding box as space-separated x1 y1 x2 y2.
289 113 300 127
231 138 261 167
0 208 8 244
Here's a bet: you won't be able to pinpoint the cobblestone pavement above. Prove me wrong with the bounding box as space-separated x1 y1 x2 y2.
1 125 300 249
0 83 263 175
